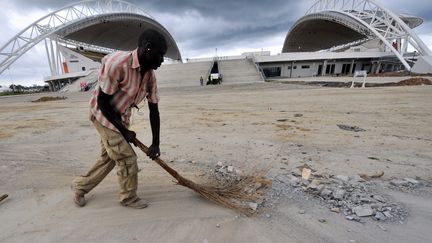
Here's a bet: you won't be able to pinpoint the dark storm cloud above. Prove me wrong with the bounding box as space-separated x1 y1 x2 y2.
8 0 308 55
8 0 431 56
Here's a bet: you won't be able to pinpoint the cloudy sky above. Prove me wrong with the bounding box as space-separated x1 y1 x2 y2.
0 0 431 86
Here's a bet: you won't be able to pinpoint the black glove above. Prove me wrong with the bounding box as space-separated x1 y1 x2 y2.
148 144 160 160
121 129 137 146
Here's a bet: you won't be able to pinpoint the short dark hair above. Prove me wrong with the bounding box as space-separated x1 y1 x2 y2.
138 29 167 51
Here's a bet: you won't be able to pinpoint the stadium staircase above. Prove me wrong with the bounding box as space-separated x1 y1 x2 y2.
155 61 213 87
218 58 264 84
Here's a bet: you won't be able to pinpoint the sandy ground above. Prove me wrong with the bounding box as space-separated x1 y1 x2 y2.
0 82 431 242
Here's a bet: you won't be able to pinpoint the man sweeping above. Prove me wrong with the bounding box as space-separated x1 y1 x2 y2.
72 29 167 209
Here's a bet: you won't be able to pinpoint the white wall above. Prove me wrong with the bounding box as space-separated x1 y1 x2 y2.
259 59 398 78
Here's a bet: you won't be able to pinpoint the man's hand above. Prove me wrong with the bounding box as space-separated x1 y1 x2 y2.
148 144 160 160
121 129 137 146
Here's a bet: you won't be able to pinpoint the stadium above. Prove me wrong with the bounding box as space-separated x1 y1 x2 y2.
0 0 431 91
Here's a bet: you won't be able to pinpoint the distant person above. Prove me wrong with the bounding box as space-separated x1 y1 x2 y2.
200 76 203 86
72 29 167 209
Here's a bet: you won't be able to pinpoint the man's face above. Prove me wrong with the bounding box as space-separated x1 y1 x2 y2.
138 43 167 71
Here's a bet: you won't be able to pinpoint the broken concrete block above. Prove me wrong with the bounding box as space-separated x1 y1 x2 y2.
354 205 373 217
227 166 234 173
320 189 333 197
390 179 409 187
307 179 321 190
334 175 349 182
403 178 419 185
249 202 258 211
289 176 301 186
349 175 366 183
333 189 346 200
302 168 312 180
373 195 386 203
383 211 392 218
374 212 386 221
330 207 341 213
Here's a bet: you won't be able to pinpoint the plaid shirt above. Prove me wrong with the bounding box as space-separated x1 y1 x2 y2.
89 48 159 132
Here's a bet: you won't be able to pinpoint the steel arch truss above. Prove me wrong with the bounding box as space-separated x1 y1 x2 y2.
0 0 177 75
306 0 432 70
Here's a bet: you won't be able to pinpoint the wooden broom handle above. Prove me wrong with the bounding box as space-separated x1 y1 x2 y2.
133 138 184 182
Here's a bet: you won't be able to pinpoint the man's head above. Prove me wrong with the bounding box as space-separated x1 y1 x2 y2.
137 29 167 71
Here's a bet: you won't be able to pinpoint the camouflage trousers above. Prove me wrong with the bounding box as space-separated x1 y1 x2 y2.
73 116 138 202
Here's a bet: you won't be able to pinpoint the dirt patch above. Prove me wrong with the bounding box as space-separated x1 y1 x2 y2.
396 77 432 86
32 96 67 102
0 118 55 139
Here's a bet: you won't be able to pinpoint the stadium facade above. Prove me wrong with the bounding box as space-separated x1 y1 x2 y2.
0 0 431 90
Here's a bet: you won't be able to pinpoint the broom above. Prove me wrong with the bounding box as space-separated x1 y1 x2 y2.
133 137 271 216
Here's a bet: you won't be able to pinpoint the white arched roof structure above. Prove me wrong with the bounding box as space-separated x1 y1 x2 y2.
283 0 432 71
0 0 182 75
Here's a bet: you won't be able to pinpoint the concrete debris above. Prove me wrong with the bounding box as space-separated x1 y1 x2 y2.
372 195 386 203
249 202 258 211
302 168 312 180
330 207 341 213
289 176 301 186
387 177 430 193
354 205 373 217
374 212 386 221
320 189 333 197
349 175 366 183
298 210 305 214
307 179 321 190
337 124 366 132
266 167 412 223
403 178 419 185
334 175 349 182
359 171 384 181
318 218 326 223
390 179 409 187
227 166 234 173
333 189 346 200
383 211 392 218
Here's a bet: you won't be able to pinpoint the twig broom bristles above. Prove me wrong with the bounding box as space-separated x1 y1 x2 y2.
133 138 271 216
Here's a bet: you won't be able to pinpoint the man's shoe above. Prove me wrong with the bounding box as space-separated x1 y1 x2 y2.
121 197 148 209
74 193 86 207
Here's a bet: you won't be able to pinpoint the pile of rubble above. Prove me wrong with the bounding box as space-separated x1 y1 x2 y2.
268 165 411 223
395 77 432 86
206 162 430 220
31 96 67 102
388 177 431 193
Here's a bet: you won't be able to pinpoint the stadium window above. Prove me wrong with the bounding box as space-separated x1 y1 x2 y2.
301 65 310 69
293 66 297 69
